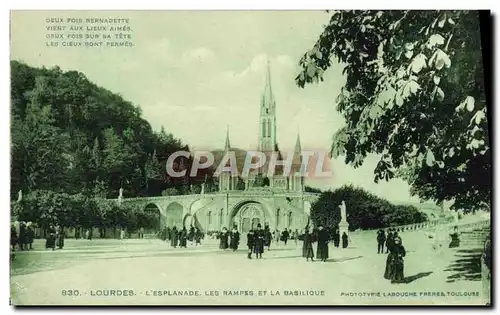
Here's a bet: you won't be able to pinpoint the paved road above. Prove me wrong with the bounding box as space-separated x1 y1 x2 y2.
10 231 487 306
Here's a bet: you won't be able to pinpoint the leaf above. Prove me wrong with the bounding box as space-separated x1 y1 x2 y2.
465 96 475 112
306 63 316 78
455 102 465 112
471 139 485 149
433 86 445 101
471 109 486 125
425 149 435 166
410 53 427 73
396 68 406 79
405 50 414 59
336 93 344 104
438 14 446 28
407 80 420 94
436 161 445 169
448 18 455 25
436 87 444 101
428 34 445 47
395 91 404 106
432 49 451 70
433 75 440 85
369 105 381 119
395 49 403 60
448 147 455 157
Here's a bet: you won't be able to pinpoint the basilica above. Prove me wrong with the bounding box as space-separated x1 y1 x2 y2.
200 62 317 233
124 62 319 234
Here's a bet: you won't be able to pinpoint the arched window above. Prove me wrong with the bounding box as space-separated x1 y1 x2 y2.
208 211 212 225
276 208 280 228
262 121 266 137
267 120 271 138
288 212 293 227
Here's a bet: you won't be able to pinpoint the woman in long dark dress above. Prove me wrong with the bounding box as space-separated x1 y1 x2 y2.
194 228 202 246
11 224 18 251
179 227 188 248
342 232 349 248
46 224 56 250
449 226 461 248
333 229 340 248
165 227 171 242
170 227 179 247
384 236 406 283
302 227 315 262
264 225 272 251
316 225 329 262
229 227 240 251
56 226 65 249
219 227 229 250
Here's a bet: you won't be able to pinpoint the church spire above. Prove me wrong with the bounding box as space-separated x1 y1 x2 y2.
261 57 275 111
259 58 277 152
224 125 231 151
292 130 302 169
294 129 302 153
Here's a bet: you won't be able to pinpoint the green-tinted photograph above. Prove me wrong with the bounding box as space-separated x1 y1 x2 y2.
9 10 491 306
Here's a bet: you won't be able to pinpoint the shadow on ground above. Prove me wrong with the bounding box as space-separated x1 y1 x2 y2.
402 271 433 283
444 248 482 283
326 256 363 263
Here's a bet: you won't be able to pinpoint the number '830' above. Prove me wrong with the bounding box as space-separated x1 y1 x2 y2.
61 289 80 296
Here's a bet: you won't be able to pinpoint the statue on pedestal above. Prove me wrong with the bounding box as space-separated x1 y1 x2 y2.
118 188 123 205
340 201 347 222
338 201 350 239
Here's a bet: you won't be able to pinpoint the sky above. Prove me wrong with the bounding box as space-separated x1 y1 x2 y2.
10 10 424 204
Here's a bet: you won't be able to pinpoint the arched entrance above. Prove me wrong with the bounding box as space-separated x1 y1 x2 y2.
144 203 162 234
166 202 183 229
232 202 266 233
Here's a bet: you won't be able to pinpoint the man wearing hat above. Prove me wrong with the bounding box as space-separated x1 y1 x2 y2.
253 223 265 259
246 227 255 259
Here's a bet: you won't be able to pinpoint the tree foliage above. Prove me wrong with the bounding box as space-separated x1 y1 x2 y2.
296 11 490 211
13 190 156 232
10 61 205 199
310 185 428 230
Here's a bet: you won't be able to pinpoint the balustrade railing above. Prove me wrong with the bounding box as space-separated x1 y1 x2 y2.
351 213 490 236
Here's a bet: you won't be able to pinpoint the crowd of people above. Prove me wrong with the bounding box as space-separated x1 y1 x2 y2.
158 225 204 248
301 224 350 262
45 224 66 250
10 221 66 260
10 221 35 253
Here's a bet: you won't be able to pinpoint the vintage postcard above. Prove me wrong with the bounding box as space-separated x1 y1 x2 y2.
9 10 491 306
